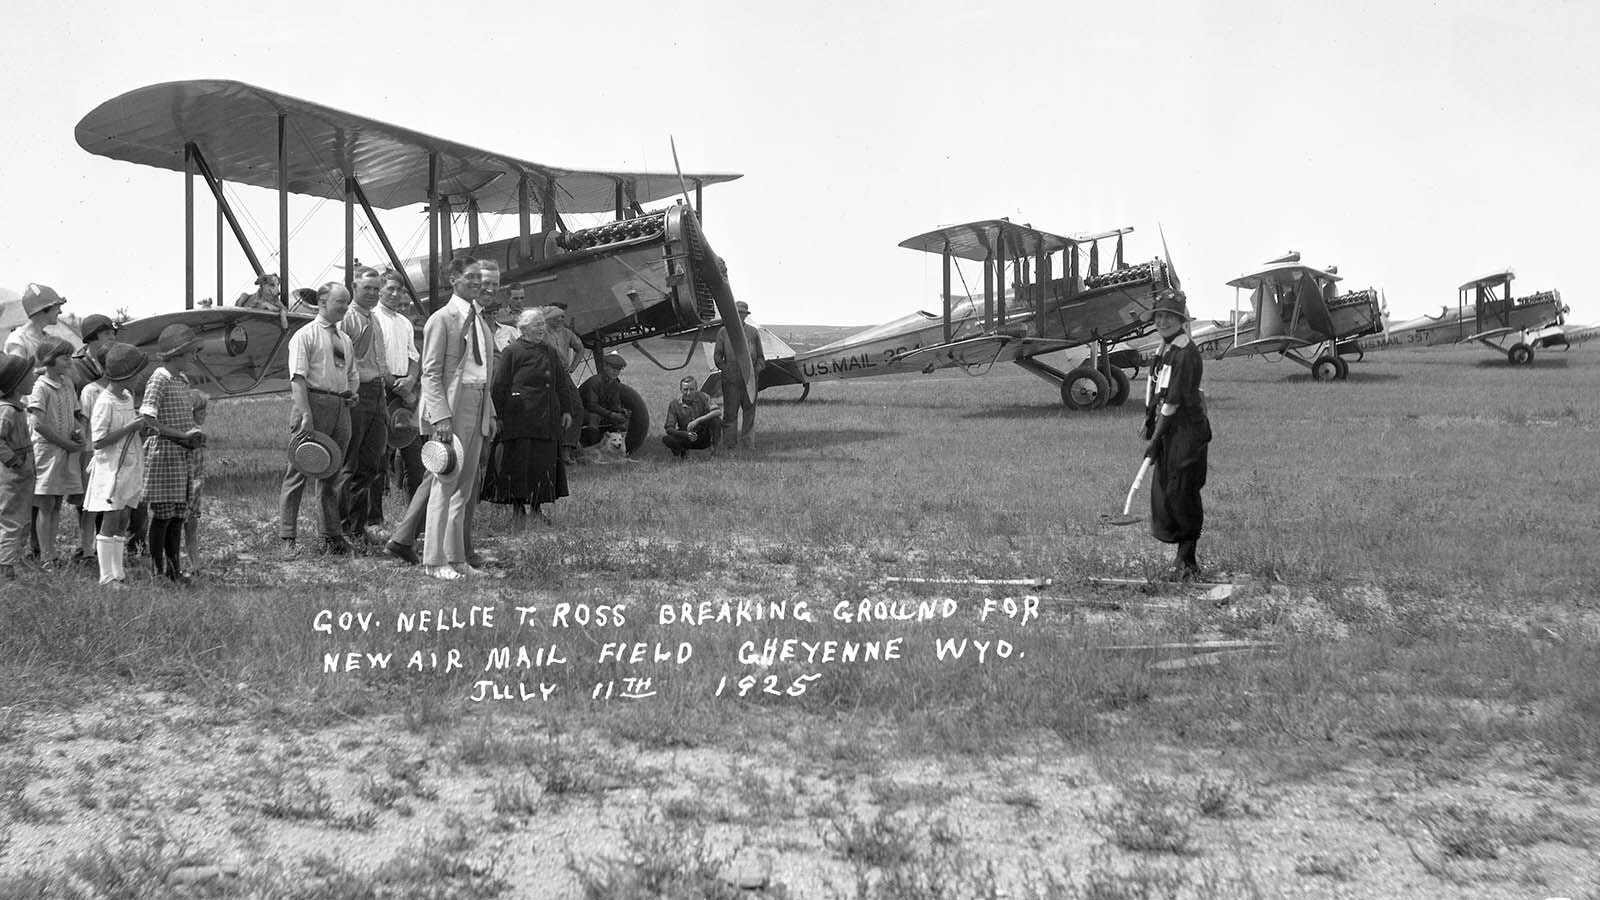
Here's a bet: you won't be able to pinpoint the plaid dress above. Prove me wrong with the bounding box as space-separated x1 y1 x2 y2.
140 366 196 515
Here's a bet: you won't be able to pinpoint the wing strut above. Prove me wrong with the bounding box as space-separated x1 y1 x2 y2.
352 180 419 305
942 242 952 344
277 114 289 313
427 153 439 313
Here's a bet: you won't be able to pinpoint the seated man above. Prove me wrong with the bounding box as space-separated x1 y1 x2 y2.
661 376 722 458
578 352 629 447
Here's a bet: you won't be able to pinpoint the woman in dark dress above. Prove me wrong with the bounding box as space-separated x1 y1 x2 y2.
1142 289 1213 578
486 309 579 526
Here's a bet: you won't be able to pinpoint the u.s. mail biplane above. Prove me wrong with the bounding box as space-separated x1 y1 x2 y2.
1189 252 1386 382
74 80 756 448
1349 269 1568 365
705 220 1176 410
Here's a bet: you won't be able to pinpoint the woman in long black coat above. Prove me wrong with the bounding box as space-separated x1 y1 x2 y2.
486 309 579 525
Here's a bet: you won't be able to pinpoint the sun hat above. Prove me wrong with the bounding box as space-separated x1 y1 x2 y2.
420 433 464 477
20 284 66 318
290 430 343 479
387 405 420 449
101 343 150 383
80 314 117 342
157 324 201 359
1149 289 1193 322
0 354 30 396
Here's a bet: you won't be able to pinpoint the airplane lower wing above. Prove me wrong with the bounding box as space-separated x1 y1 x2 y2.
1463 325 1518 343
116 307 322 397
891 334 1078 370
1219 335 1312 358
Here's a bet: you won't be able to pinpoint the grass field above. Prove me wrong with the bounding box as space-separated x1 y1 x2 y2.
1 342 1597 898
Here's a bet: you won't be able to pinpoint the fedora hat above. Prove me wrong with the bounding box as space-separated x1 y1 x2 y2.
157 324 202 359
0 354 30 396
1149 288 1193 322
290 430 343 479
387 405 420 449
101 343 150 383
20 283 66 319
420 433 464 477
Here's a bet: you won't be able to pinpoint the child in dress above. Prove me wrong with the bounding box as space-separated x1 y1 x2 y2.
140 325 205 583
0 354 37 580
183 389 208 574
84 344 152 586
27 337 85 568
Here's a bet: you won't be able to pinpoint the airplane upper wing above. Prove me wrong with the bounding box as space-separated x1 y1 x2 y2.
1458 270 1514 291
897 220 1076 261
74 80 742 215
1226 262 1340 290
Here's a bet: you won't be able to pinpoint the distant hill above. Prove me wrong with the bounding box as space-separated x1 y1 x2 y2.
760 324 863 353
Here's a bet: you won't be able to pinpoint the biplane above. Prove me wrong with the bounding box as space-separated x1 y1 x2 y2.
1183 252 1385 381
73 80 756 449
1348 270 1569 365
702 220 1175 410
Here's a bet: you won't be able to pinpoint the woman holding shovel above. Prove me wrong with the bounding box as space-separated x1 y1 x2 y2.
1142 289 1212 579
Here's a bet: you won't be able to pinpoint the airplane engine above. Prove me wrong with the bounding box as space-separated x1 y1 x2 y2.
502 203 734 347
1327 288 1384 340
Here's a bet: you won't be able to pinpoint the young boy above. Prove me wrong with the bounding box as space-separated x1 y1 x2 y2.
140 325 205 583
27 337 85 568
0 354 37 579
83 343 151 587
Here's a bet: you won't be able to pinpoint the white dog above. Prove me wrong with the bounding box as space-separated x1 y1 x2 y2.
578 431 634 465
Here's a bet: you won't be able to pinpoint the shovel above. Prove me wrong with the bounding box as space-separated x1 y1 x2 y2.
1100 457 1152 526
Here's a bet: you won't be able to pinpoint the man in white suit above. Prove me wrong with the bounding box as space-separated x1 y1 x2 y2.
418 257 499 580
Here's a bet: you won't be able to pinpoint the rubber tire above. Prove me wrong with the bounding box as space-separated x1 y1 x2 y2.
1060 367 1111 411
619 384 650 453
1507 343 1533 366
1312 355 1340 382
1332 356 1350 380
1105 365 1132 407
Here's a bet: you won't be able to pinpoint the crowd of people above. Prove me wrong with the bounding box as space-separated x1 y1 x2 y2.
0 258 767 584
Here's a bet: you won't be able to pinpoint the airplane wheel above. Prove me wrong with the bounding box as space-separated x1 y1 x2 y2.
1507 343 1533 366
1333 357 1350 380
1311 355 1341 382
1060 367 1110 411
1105 366 1132 407
619 384 650 453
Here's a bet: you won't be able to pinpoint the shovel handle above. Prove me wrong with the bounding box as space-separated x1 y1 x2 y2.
1121 458 1153 516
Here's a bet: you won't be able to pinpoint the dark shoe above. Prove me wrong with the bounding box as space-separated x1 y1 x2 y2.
323 538 351 556
467 552 487 567
0 564 14 580
386 541 419 565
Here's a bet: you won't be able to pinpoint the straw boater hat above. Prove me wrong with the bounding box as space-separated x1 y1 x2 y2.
0 354 31 396
1149 288 1193 322
157 324 201 359
387 405 420 449
290 430 343 479
20 284 66 319
101 343 149 383
420 433 465 477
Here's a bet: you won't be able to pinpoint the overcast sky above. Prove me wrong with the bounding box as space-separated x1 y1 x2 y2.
2 0 1595 328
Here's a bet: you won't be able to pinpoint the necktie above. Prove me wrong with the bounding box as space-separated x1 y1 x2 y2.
467 305 483 365
326 323 346 368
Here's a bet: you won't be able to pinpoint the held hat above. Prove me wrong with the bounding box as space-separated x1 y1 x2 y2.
80 314 117 342
387 405 420 449
0 354 30 396
289 430 343 479
1149 288 1193 322
420 433 465 477
20 283 66 318
101 343 150 383
157 324 202 359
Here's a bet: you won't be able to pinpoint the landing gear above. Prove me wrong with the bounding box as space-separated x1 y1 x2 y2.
1060 367 1110 410
1311 354 1343 382
1507 342 1533 366
1104 365 1132 407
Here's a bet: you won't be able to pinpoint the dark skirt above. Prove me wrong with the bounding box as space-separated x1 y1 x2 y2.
483 437 568 505
1150 412 1210 544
